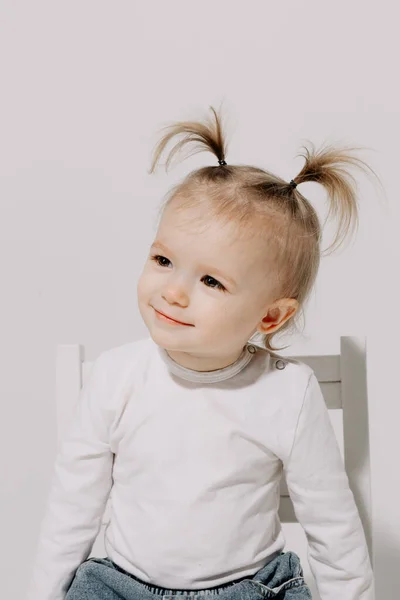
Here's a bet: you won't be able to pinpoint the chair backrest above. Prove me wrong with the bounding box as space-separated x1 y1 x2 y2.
55 336 373 563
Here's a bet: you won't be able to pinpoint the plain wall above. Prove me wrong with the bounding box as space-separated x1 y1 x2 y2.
0 1 399 597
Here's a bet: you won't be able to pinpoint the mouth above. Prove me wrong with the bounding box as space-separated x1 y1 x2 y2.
153 307 193 326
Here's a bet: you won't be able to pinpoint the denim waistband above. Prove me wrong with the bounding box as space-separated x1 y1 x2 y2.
109 559 251 596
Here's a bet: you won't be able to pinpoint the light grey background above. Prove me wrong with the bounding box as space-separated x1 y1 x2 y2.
0 1 398 598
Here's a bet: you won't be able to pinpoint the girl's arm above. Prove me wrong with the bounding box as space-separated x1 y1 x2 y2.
283 373 374 600
26 351 114 600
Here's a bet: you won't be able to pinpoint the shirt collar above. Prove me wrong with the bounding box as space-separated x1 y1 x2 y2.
157 343 259 383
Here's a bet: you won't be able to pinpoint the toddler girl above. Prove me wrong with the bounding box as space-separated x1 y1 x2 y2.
27 106 379 600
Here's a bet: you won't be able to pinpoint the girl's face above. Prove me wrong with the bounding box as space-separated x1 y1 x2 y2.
137 202 283 371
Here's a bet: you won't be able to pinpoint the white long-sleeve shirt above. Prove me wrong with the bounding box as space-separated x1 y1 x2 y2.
27 336 374 600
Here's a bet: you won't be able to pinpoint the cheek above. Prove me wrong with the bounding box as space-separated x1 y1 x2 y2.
136 270 151 302
215 299 249 327
199 297 233 325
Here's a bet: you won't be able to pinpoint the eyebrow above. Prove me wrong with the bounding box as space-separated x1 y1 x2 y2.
150 240 238 287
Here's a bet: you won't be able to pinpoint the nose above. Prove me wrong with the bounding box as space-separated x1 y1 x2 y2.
162 280 190 307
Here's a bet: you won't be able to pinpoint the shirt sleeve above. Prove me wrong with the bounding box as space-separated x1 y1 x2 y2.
283 372 375 600
26 351 114 600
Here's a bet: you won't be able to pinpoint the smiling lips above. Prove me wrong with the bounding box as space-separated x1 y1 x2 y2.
153 308 193 326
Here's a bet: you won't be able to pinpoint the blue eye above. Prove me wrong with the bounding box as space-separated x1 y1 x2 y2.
150 255 226 292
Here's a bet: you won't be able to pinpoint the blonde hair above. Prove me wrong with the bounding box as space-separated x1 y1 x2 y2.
148 106 382 351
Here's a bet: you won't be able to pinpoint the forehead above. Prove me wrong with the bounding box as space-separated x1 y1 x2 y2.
153 204 267 280
157 204 236 247
157 200 262 251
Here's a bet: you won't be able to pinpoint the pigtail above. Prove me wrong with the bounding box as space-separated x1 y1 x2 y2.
290 142 380 254
149 106 228 174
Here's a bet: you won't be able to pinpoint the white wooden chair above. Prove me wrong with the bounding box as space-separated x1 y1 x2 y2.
55 336 373 599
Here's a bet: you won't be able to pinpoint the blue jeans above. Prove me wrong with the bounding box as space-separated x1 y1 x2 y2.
65 551 312 599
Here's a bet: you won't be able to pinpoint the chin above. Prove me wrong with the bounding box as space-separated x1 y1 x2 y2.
146 326 182 349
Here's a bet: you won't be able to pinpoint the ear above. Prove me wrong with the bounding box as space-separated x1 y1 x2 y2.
256 298 299 335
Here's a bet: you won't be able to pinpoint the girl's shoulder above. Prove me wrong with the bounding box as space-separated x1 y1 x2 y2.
271 352 314 390
250 347 316 414
94 336 153 382
254 345 315 383
101 335 151 361
269 351 314 373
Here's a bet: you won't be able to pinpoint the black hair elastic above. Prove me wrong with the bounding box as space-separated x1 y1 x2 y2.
218 159 227 166
289 179 297 189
